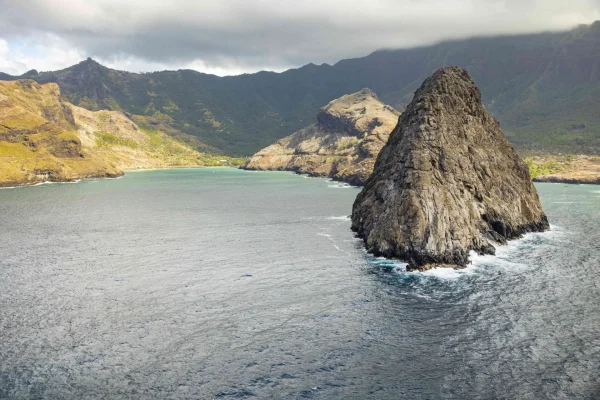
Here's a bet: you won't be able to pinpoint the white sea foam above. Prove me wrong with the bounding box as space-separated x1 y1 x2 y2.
327 216 351 221
421 262 479 279
328 182 353 189
393 229 560 279
302 215 350 221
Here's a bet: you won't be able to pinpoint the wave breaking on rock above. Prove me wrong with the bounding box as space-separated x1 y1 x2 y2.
351 67 549 271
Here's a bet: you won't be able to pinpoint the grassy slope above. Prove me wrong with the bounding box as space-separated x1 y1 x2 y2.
0 80 121 186
525 154 600 183
0 80 243 187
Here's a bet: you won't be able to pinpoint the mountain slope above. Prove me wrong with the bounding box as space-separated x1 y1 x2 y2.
0 79 238 187
3 21 600 155
242 89 399 185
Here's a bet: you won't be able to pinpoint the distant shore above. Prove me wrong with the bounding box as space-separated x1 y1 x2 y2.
125 165 236 173
3 156 599 189
527 155 600 185
0 165 239 189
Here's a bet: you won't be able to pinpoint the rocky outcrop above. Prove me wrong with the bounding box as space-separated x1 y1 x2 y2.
0 79 109 187
351 67 549 270
242 89 399 186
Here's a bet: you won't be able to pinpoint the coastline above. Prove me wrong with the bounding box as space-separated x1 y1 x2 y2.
533 175 600 185
126 165 235 173
4 163 599 189
244 155 600 187
240 165 364 187
0 165 238 189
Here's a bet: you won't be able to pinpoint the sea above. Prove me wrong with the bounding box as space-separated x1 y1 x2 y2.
0 168 598 399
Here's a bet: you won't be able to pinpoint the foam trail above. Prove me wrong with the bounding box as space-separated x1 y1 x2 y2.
328 182 353 188
421 260 479 279
327 216 351 221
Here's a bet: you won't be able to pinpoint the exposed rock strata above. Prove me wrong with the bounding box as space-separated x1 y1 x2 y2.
242 89 399 186
351 67 549 270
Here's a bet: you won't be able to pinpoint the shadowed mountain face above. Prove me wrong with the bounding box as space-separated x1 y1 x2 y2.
351 67 549 271
3 22 600 155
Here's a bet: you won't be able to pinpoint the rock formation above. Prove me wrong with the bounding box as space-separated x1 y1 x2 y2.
242 89 399 186
351 67 549 270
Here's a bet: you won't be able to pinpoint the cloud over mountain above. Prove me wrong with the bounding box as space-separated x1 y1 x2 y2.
1 0 599 75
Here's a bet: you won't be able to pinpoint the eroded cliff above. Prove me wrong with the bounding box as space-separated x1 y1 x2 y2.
242 89 399 186
351 67 549 270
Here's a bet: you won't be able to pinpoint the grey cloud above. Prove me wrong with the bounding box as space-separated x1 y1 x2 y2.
0 0 599 73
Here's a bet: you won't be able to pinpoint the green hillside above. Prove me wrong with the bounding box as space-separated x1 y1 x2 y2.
3 21 600 156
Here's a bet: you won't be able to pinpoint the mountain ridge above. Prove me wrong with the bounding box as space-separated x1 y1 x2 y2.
2 21 599 156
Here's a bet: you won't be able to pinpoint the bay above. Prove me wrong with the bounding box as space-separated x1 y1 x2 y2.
0 168 598 399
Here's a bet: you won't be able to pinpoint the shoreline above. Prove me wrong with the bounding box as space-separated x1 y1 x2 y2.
125 165 235 173
0 165 239 189
244 163 600 187
240 165 364 187
4 164 599 190
533 176 600 185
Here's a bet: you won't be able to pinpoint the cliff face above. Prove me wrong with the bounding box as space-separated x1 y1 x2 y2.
242 89 399 186
0 79 121 186
351 67 549 270
0 80 232 187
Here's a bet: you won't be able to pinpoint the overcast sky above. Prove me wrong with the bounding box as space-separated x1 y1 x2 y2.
0 0 598 76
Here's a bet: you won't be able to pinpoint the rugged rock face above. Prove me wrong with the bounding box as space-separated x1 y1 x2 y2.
242 89 399 186
351 67 549 270
0 79 114 187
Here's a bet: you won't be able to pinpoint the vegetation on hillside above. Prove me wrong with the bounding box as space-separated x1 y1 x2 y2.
0 80 244 187
525 156 569 179
2 22 600 156
526 154 600 183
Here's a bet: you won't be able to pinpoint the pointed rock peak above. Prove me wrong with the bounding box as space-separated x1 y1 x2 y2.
351 66 549 270
76 57 105 70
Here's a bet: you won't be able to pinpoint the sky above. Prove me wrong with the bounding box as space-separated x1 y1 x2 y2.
0 0 599 76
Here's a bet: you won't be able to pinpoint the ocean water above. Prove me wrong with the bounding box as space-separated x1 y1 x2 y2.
0 168 598 399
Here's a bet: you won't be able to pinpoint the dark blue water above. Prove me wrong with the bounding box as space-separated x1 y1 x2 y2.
0 169 598 399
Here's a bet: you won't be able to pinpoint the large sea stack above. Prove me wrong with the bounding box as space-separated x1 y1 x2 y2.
351 67 549 270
